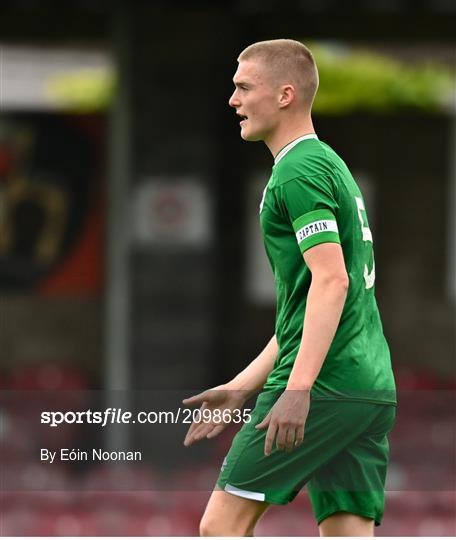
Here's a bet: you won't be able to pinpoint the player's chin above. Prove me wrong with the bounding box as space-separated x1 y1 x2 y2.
240 127 261 142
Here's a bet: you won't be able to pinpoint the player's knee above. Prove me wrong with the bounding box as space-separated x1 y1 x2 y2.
198 517 210 537
199 516 219 536
199 513 252 537
199 513 220 536
199 517 227 536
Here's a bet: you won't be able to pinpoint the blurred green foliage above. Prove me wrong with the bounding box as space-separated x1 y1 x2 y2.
46 69 116 113
312 45 454 114
45 46 454 114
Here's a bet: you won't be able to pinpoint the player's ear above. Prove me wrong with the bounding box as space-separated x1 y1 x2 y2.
278 84 295 109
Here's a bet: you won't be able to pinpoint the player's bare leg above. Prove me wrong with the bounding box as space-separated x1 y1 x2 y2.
319 511 374 537
199 489 269 536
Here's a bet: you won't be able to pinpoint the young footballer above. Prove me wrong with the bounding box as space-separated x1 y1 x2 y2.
184 39 396 537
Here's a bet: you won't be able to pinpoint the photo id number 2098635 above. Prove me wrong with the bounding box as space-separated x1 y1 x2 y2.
182 408 251 424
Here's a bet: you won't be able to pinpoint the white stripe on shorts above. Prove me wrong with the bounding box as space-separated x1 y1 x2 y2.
224 483 266 502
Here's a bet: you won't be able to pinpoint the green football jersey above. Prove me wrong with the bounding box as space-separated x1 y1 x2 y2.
260 134 396 404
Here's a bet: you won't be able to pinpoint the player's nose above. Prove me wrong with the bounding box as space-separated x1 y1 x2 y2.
229 90 240 108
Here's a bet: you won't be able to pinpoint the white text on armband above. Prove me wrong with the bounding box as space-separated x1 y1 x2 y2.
295 219 338 242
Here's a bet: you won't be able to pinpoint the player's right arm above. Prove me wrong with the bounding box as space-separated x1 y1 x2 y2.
182 335 277 446
229 334 278 399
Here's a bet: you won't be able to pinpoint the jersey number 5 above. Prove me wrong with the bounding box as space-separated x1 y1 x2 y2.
355 196 375 289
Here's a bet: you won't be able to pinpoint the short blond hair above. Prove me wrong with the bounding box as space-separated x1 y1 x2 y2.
238 39 319 110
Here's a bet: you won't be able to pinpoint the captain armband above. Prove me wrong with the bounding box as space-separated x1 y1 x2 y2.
293 209 340 253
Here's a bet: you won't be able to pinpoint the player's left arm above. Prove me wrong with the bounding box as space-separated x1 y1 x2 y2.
256 242 348 455
289 242 349 390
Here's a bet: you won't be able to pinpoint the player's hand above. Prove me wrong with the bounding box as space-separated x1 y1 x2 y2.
255 390 310 456
182 385 247 447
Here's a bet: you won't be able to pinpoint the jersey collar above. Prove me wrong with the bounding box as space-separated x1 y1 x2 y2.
274 133 319 165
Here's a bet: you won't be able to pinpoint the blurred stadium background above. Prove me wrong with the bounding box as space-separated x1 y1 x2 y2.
0 0 455 536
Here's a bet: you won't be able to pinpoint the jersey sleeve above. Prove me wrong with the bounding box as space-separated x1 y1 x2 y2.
277 175 340 253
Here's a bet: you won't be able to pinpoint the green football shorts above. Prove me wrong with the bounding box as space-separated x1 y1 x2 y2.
217 390 396 526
